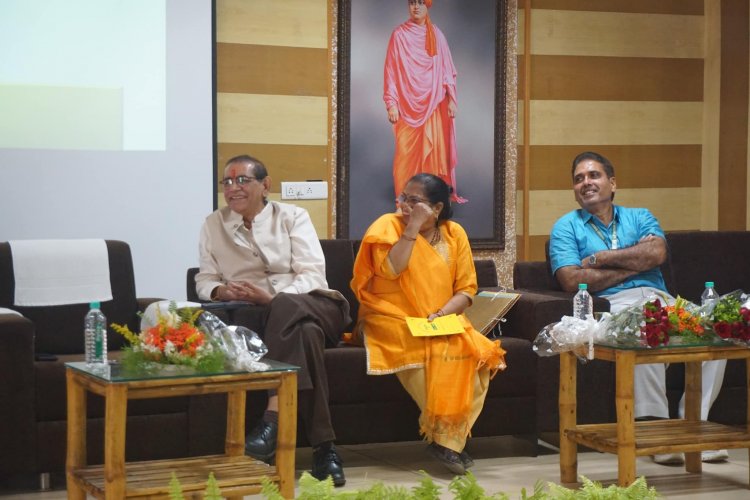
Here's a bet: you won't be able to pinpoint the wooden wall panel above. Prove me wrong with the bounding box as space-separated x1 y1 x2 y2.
529 10 703 58
217 44 328 96
530 101 702 145
718 0 749 230
701 0 721 230
518 55 703 101
532 0 703 16
217 93 327 145
217 0 327 48
527 235 550 262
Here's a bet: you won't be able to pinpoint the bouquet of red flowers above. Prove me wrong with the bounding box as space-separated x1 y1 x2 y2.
709 291 750 344
641 296 707 347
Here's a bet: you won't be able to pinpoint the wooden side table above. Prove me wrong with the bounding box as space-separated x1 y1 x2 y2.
65 360 298 499
559 343 750 487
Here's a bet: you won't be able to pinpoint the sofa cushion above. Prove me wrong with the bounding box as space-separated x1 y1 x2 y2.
320 240 358 330
0 241 138 354
666 231 750 302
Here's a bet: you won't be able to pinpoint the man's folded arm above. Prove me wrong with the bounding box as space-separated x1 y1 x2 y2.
555 265 637 293
586 235 667 273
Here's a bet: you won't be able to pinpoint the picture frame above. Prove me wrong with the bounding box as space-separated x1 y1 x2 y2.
334 0 507 249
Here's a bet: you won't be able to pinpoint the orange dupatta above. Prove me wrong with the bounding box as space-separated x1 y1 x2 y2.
351 214 505 441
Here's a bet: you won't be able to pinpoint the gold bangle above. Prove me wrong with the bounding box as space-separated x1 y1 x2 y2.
437 309 446 317
210 286 221 301
401 233 417 241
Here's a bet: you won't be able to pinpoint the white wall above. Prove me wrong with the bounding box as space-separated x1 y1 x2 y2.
0 0 214 299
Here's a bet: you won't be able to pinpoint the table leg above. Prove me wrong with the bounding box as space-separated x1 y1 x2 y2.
615 350 636 487
684 360 702 473
104 384 127 499
223 389 248 500
746 358 750 486
276 371 298 499
559 351 578 484
226 389 247 456
65 370 86 500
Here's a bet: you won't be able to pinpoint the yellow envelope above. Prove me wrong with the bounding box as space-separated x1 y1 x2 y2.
406 314 464 336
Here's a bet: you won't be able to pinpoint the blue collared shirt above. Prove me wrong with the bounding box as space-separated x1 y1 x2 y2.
549 205 667 296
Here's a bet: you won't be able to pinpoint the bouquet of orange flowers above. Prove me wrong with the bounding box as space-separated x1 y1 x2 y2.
112 301 225 373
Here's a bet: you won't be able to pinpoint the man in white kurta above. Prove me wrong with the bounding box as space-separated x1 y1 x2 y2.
196 155 350 486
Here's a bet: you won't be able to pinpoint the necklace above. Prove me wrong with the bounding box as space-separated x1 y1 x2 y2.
430 226 442 246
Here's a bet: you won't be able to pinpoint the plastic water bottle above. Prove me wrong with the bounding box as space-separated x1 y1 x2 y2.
573 283 593 320
574 283 594 359
701 281 719 307
85 301 107 366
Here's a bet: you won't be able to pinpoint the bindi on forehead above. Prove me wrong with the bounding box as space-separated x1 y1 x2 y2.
225 163 253 177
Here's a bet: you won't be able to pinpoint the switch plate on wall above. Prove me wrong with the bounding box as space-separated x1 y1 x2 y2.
281 181 328 200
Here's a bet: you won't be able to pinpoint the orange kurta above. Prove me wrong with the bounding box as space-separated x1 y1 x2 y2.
351 213 506 440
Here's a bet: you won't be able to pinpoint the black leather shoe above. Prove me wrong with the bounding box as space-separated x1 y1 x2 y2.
311 444 346 487
426 443 465 475
244 420 277 464
459 450 475 469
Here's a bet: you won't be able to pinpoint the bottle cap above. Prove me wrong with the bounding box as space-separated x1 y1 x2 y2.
578 283 588 290
90 301 101 309
705 282 714 288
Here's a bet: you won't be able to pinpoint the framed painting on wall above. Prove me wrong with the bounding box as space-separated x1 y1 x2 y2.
335 0 507 249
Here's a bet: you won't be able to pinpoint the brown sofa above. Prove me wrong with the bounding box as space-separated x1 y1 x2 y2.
0 241 184 488
186 240 573 454
0 239 571 488
513 230 750 434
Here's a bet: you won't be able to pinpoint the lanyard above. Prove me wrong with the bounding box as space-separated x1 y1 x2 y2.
589 219 619 249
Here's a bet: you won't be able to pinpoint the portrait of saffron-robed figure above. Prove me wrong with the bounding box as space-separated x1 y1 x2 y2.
384 0 465 204
336 0 506 249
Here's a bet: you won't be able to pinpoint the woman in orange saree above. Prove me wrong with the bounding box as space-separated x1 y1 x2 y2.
350 173 505 474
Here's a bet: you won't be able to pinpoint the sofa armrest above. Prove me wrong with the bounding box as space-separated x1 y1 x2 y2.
501 291 573 343
0 314 37 473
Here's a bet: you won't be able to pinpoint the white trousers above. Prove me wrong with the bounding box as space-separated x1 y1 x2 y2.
605 287 726 420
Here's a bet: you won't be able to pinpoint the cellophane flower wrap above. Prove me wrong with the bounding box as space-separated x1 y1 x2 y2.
534 289 750 356
197 310 270 372
708 290 750 345
533 315 599 358
112 301 225 373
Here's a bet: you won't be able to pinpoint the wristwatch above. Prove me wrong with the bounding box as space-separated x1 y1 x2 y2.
588 254 597 266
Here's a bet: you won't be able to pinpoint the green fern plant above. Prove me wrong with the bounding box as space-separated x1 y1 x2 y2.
173 470 660 500
168 472 183 499
203 472 222 500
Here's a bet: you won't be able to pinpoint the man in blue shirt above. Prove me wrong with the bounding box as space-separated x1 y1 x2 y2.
549 151 727 464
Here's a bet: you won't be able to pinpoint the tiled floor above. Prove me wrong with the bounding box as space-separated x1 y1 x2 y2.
2 437 748 498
